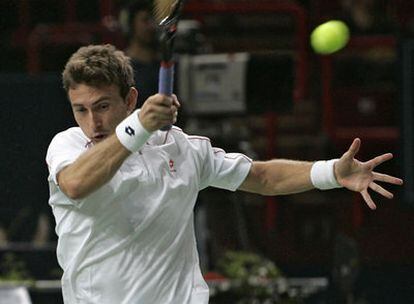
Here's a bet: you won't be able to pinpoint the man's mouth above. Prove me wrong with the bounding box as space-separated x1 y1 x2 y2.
93 133 108 141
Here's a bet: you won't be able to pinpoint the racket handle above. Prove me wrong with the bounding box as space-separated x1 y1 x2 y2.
158 62 175 131
158 62 174 95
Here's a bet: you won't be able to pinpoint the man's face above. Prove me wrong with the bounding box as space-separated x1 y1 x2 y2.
132 10 158 47
69 84 136 144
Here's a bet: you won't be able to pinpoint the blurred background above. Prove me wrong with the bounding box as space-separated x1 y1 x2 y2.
0 0 413 303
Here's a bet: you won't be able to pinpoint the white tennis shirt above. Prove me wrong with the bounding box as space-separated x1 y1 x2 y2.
46 126 252 304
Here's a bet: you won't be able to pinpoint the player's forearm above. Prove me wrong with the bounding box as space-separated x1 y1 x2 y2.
239 159 314 195
58 134 130 200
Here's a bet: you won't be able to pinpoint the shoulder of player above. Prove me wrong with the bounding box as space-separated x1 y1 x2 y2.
49 127 89 148
46 127 88 164
169 126 211 144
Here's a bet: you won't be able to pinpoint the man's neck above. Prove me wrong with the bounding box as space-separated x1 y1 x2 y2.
126 42 158 64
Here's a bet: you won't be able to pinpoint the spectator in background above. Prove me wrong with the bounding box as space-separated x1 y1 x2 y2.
119 0 160 107
338 0 396 34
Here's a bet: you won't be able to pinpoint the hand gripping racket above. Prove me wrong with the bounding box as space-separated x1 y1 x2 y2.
154 0 186 131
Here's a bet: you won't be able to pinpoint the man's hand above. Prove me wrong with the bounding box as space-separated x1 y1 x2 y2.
334 138 403 210
138 94 180 132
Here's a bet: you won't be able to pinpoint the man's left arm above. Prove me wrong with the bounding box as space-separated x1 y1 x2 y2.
239 159 314 196
239 138 403 209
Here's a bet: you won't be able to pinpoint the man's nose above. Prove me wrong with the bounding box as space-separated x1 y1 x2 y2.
89 111 102 128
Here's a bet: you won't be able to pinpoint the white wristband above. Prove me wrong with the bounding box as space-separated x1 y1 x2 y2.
116 110 151 152
310 159 342 190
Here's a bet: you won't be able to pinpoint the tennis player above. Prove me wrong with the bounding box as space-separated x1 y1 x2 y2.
46 44 402 304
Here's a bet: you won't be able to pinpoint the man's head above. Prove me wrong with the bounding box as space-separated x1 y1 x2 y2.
120 0 158 48
62 44 138 143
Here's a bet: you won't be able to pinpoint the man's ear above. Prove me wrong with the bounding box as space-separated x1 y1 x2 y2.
126 87 138 114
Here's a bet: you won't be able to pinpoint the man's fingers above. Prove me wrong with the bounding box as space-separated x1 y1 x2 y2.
142 94 181 129
159 97 174 108
152 95 178 116
344 138 361 159
373 172 403 185
172 94 181 107
367 153 393 169
361 190 377 210
369 182 393 199
149 94 174 107
148 104 173 116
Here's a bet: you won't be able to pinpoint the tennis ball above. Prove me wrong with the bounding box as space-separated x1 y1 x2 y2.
310 20 350 54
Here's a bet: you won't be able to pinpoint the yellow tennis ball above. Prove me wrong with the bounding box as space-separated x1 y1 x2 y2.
311 20 350 54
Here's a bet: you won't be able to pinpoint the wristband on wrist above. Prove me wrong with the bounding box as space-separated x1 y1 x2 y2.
310 159 343 190
115 110 152 152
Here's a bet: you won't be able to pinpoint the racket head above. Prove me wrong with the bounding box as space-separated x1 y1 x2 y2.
154 0 185 62
154 0 185 26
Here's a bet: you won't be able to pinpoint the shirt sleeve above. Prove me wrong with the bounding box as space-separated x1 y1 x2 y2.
198 140 253 191
46 130 86 186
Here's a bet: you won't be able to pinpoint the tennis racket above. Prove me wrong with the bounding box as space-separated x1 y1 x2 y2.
154 0 186 131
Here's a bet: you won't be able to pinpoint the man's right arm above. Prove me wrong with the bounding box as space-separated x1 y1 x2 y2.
57 134 130 200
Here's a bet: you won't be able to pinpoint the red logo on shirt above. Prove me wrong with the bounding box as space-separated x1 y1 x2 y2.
169 159 176 172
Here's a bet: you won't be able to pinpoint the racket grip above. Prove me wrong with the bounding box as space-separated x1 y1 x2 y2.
159 62 175 131
159 63 174 95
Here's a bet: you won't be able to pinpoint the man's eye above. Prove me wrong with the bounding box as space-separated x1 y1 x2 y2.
99 104 109 110
75 108 86 113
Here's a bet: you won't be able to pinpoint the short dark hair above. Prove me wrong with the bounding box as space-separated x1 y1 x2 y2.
122 0 153 37
62 44 135 99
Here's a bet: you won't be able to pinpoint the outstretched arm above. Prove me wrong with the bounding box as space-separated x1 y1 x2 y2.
238 159 314 196
239 138 403 209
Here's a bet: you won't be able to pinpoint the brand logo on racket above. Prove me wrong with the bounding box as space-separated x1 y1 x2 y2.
125 126 135 136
